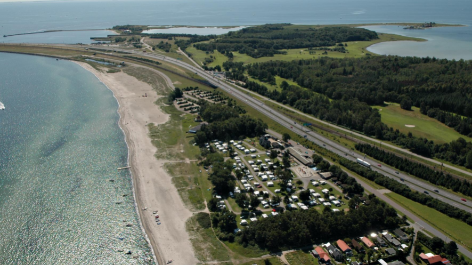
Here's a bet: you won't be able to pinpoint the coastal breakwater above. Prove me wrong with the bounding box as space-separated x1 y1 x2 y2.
3 29 106 38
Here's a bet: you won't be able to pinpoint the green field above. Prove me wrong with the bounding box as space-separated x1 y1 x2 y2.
373 103 472 144
285 250 319 265
385 192 472 251
185 32 424 67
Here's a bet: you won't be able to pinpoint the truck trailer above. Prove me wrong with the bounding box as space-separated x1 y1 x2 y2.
356 158 371 168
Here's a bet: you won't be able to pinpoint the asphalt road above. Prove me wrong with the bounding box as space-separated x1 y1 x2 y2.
90 47 472 256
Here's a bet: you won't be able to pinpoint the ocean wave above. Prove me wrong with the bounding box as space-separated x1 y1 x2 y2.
352 10 366 15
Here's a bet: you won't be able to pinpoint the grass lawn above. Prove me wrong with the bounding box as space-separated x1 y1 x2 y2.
224 241 269 258
385 192 472 251
373 103 472 144
285 250 319 265
240 257 284 265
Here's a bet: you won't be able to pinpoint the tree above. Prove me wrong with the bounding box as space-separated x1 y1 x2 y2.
280 80 289 90
282 156 291 168
168 87 183 102
282 133 291 142
249 195 260 209
271 195 281 204
235 169 244 181
465 150 472 169
312 154 323 164
208 197 219 211
279 170 293 184
299 190 311 201
235 193 247 208
317 160 330 171
270 149 278 160
446 241 458 255
400 97 413 111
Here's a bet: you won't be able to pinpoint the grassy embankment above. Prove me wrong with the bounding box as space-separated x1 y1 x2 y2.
386 192 472 251
186 32 425 68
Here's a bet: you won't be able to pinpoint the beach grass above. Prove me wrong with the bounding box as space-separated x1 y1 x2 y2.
373 103 472 144
166 162 206 211
385 192 472 251
186 213 233 262
285 250 319 265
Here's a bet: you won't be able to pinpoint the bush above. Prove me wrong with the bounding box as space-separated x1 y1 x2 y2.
195 212 211 229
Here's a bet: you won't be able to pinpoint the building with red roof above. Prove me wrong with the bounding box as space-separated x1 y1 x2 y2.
336 239 352 253
314 246 331 264
361 237 375 248
419 253 444 264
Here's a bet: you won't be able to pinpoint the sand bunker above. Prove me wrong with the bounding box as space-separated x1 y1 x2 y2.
405 124 416 128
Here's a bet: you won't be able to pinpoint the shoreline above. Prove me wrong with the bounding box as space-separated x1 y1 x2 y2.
74 62 197 265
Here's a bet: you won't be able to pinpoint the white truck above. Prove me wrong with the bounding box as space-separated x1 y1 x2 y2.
356 158 371 168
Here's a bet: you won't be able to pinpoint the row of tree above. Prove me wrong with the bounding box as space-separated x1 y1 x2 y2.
355 143 472 196
338 158 472 225
421 104 472 137
237 197 400 250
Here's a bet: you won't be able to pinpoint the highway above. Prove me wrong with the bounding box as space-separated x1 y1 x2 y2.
85 46 472 257
100 47 472 211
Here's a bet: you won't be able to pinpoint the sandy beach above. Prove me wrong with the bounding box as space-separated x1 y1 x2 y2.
75 62 197 265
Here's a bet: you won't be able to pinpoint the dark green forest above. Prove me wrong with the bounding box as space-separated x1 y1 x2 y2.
222 58 472 168
244 57 472 132
238 197 400 250
193 24 378 58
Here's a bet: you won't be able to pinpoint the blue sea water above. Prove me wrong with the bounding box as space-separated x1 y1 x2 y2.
1 0 471 59
0 53 153 264
1 0 472 264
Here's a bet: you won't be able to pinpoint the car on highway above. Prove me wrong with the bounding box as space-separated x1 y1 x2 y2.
378 164 381 167
461 198 467 202
400 178 404 181
424 191 429 194
434 189 439 193
395 171 399 174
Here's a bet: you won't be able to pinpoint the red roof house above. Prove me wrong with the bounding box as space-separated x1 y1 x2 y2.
361 237 375 248
336 239 351 253
420 253 444 264
315 246 331 263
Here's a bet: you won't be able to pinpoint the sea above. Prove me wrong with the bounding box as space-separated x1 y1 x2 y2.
0 0 472 264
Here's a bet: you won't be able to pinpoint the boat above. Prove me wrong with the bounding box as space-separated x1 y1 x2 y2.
0 102 5 110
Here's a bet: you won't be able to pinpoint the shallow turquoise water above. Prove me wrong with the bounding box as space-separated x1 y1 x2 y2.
0 53 154 265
